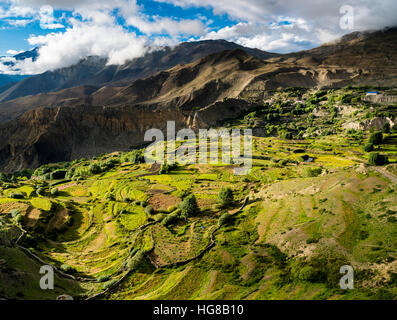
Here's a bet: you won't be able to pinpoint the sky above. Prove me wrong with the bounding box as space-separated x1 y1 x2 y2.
0 0 396 75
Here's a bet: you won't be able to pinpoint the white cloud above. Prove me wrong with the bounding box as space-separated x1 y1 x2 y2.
159 0 397 52
6 49 25 55
2 0 397 75
201 21 316 53
4 18 33 27
20 21 148 73
125 15 205 36
38 4 64 29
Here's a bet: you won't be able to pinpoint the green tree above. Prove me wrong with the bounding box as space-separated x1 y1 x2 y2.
368 152 387 166
50 170 67 180
162 211 180 226
180 194 199 219
368 132 383 146
218 187 234 208
89 163 102 175
363 143 374 152
218 212 233 227
382 123 391 134
130 149 145 164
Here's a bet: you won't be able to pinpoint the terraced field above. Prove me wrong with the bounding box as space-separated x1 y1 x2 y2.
1 88 397 300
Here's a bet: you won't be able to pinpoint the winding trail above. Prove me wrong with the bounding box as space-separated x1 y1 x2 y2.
3 193 252 300
372 166 397 184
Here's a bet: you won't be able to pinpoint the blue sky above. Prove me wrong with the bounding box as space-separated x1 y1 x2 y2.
0 0 396 74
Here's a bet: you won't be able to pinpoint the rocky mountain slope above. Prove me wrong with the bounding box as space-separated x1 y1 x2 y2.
0 28 396 172
0 40 278 103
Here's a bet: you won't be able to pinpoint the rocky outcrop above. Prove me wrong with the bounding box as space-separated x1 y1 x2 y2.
343 117 395 131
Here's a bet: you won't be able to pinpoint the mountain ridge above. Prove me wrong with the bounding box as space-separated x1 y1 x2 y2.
0 28 396 171
0 40 279 103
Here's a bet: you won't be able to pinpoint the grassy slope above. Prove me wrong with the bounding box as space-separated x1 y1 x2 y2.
0 87 396 300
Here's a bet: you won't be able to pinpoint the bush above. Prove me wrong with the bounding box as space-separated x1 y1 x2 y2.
382 123 391 134
162 211 180 226
297 266 321 282
130 150 145 164
363 143 374 152
89 163 102 175
218 212 233 227
304 167 322 177
9 192 26 199
97 275 110 283
298 154 310 162
0 172 8 182
218 187 234 208
180 194 199 219
60 264 76 274
368 152 387 166
50 170 67 180
128 250 146 270
159 163 177 175
368 132 383 146
145 205 155 215
50 188 59 196
102 279 118 290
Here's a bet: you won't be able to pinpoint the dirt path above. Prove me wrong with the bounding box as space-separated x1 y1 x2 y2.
373 166 397 184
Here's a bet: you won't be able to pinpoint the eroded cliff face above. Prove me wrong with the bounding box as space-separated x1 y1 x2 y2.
0 99 254 172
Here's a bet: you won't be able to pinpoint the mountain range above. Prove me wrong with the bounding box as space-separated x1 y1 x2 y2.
0 27 396 172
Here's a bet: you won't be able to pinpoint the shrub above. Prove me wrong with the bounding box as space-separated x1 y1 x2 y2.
162 211 180 226
297 266 321 282
382 123 391 134
368 152 387 166
97 275 110 283
106 194 115 201
180 194 199 219
368 132 383 146
159 163 177 175
298 154 310 162
130 149 145 164
304 167 322 177
278 129 293 140
387 216 397 223
89 163 102 175
0 172 8 182
50 170 67 180
363 143 374 152
50 188 59 196
9 192 26 199
218 212 233 227
128 250 146 270
145 205 155 215
218 187 234 208
60 264 76 274
102 279 118 290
